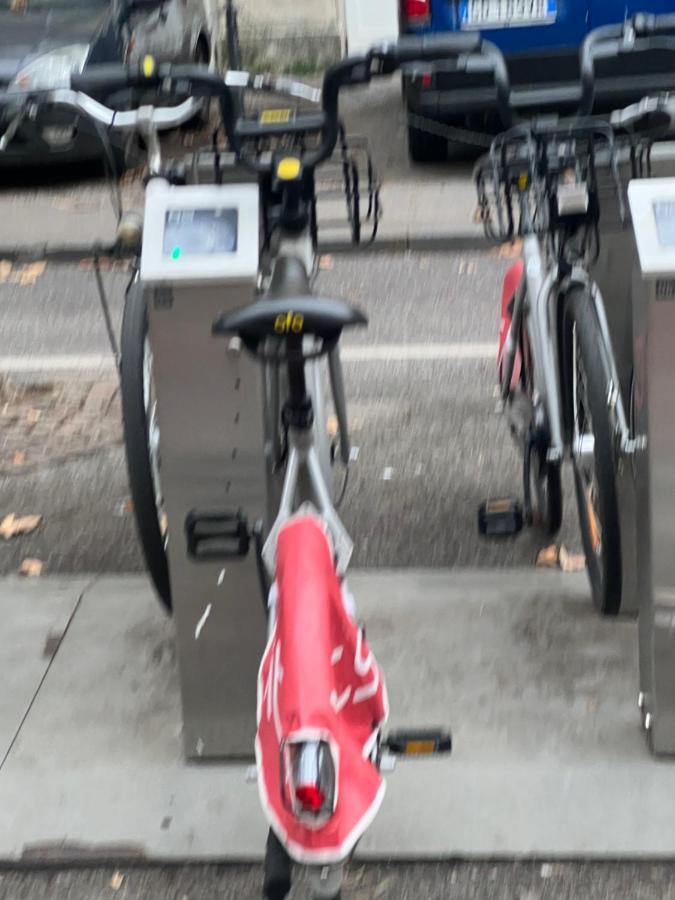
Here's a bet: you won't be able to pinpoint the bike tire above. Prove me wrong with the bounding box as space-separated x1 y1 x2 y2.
562 286 622 616
527 441 563 536
120 282 172 613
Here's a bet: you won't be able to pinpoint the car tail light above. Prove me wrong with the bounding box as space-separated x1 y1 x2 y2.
401 0 431 26
281 740 336 823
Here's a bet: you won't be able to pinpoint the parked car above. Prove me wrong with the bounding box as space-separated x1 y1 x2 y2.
0 0 213 167
401 0 675 162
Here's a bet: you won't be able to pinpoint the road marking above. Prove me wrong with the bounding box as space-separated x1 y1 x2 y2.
341 343 496 362
0 343 496 374
0 354 115 373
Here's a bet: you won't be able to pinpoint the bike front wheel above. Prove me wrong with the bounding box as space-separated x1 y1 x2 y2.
526 439 563 536
562 287 622 616
120 281 172 613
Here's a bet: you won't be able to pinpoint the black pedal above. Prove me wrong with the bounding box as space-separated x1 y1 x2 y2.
185 509 250 561
384 729 452 757
478 498 523 537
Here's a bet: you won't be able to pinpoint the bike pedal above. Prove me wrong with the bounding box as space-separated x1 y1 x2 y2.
383 729 452 757
478 498 523 537
185 509 250 561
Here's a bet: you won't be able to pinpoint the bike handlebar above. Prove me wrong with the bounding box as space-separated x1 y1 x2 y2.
3 35 505 173
580 13 675 116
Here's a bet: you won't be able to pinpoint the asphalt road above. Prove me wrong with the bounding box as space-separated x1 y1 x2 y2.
0 250 582 577
3 862 675 900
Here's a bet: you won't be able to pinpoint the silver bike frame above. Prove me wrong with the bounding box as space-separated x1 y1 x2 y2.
505 231 640 465
260 233 354 580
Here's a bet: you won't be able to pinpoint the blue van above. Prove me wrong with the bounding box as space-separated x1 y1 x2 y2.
401 0 675 160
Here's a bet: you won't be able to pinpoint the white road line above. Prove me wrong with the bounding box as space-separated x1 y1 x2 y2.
0 354 115 373
0 343 496 374
341 343 496 362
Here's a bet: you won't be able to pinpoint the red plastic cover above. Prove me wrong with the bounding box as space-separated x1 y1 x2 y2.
498 259 525 390
256 515 388 864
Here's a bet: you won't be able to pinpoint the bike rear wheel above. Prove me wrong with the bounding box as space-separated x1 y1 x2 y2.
563 286 622 616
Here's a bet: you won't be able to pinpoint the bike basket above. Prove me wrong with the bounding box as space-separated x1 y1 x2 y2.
475 123 651 245
315 125 381 246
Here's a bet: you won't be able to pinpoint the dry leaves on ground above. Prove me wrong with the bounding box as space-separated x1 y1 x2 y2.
19 558 43 577
110 872 125 891
492 239 524 260
0 514 42 540
536 544 586 573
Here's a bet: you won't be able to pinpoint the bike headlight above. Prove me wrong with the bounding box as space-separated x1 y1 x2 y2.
11 45 90 91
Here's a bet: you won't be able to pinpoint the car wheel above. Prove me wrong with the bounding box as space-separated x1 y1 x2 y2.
407 120 447 163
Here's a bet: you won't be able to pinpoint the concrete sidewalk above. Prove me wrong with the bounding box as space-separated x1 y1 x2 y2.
0 569 672 864
0 81 484 258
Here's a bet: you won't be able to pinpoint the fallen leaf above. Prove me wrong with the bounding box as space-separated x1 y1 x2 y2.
559 546 586 573
0 514 42 540
26 408 41 425
536 544 560 569
110 872 125 891
0 261 11 283
19 558 43 577
492 239 524 260
12 451 26 466
13 262 46 286
319 254 334 270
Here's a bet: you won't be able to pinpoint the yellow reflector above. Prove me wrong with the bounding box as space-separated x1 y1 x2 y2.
277 157 302 181
142 55 156 78
405 740 437 756
487 499 512 513
260 108 292 124
518 172 529 191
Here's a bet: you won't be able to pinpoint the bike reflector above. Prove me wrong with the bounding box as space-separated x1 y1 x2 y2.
280 739 336 824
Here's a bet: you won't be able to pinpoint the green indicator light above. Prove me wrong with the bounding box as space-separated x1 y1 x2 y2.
171 246 181 261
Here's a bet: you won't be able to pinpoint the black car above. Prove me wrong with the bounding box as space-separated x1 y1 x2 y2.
0 0 213 166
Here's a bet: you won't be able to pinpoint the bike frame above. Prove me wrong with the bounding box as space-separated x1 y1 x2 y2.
503 223 641 467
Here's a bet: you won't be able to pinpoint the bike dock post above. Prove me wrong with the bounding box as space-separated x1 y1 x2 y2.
626 176 675 755
590 146 675 617
139 173 267 760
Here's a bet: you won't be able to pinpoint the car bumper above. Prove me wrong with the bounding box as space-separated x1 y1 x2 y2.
0 104 120 168
405 49 675 122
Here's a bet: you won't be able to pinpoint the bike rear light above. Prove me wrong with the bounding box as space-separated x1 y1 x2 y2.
421 72 433 89
401 0 431 26
281 740 336 823
295 784 326 813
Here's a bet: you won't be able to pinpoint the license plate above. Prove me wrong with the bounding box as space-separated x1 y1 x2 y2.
459 0 557 28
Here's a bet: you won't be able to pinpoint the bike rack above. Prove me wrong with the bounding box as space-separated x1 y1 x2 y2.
626 171 675 755
590 142 675 621
139 170 269 760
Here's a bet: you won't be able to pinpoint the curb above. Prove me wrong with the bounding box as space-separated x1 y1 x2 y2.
0 233 489 264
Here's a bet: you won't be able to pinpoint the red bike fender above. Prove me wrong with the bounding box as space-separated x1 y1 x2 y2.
256 515 388 865
498 259 525 390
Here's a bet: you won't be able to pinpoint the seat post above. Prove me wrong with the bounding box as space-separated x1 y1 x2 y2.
283 336 314 432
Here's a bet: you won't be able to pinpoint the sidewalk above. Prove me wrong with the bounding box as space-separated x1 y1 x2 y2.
1 570 673 864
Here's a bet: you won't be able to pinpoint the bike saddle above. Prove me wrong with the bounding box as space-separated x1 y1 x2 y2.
214 255 367 358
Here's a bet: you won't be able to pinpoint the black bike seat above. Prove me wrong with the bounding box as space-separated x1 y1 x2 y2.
213 296 367 346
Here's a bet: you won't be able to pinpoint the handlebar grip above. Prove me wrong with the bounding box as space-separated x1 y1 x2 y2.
71 60 162 95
